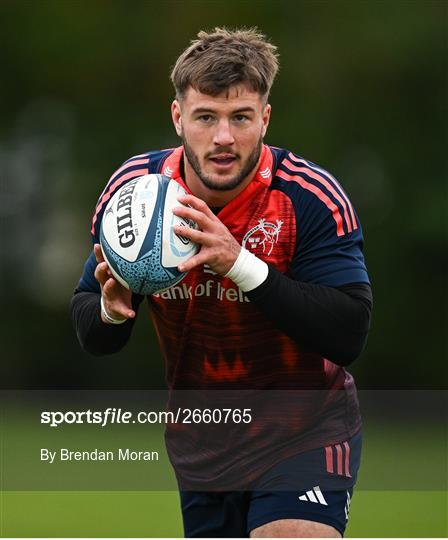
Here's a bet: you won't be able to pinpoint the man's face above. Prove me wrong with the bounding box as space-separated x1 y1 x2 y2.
171 84 271 192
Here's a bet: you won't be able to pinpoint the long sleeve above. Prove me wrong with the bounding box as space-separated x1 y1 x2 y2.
246 266 372 365
70 289 143 356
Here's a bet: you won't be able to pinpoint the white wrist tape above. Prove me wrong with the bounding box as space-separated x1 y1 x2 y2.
224 247 269 292
100 296 127 325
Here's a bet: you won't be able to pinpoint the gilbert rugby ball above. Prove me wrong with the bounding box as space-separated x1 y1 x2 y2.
100 174 198 295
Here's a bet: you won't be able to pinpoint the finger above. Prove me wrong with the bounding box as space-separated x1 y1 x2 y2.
102 276 130 297
172 205 211 230
94 244 105 263
177 194 216 220
103 279 136 319
103 302 136 320
173 225 210 245
94 262 111 286
178 251 210 273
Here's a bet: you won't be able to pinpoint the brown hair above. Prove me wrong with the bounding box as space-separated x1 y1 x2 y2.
170 27 279 102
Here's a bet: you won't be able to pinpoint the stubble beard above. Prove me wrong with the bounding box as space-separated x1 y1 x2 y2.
182 133 264 192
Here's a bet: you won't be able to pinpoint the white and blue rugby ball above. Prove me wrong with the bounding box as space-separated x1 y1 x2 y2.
100 174 199 295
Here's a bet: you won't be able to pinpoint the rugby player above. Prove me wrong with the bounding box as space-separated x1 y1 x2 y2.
71 28 372 537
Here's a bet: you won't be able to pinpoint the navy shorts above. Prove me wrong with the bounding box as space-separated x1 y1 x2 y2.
180 431 361 537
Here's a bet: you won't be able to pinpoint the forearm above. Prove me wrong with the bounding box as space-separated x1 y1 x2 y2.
70 289 138 356
241 266 372 366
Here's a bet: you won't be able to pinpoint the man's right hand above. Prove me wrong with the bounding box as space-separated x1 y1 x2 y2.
94 244 136 324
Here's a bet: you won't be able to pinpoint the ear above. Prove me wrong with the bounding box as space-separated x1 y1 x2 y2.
261 103 271 137
171 100 182 137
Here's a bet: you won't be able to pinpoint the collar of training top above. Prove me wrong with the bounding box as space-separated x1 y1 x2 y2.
160 144 274 190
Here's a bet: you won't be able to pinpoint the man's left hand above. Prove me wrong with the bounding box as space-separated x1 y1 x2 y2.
172 194 241 275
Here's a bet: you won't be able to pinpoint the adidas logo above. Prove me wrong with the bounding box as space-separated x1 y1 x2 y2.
260 167 271 179
298 486 328 506
344 489 351 520
163 166 173 177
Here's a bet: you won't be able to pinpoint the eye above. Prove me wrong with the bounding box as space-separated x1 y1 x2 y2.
198 114 214 123
233 114 250 123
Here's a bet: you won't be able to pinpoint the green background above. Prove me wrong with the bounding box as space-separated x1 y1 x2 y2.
0 0 446 536
1 491 446 536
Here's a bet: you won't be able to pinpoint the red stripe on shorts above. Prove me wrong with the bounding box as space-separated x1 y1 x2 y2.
335 444 343 475
325 446 334 473
343 441 352 477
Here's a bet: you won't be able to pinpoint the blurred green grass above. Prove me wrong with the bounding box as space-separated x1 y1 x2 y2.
1 490 446 537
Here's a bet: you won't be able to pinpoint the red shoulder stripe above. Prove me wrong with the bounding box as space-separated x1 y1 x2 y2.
107 157 149 188
288 153 358 230
284 156 353 233
276 169 345 237
91 157 149 235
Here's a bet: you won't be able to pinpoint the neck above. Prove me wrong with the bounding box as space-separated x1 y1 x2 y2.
183 156 261 207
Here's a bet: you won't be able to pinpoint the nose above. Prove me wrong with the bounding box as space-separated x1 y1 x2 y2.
213 119 235 147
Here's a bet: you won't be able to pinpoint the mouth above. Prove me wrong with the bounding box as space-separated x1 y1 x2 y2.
208 153 237 169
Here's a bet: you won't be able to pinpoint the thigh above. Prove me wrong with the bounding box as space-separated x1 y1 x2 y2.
247 431 361 537
251 517 341 537
180 491 250 538
248 489 351 537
